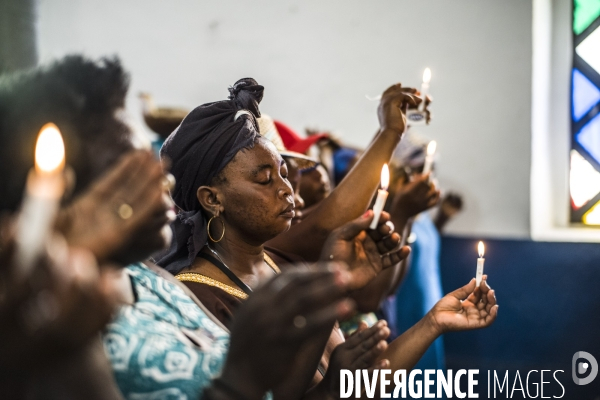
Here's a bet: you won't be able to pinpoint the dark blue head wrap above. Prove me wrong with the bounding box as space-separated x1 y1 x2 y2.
156 78 264 274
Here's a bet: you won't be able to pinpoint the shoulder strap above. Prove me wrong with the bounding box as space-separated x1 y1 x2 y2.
143 261 230 333
197 252 253 295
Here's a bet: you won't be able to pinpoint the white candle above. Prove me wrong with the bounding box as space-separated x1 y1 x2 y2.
419 68 431 111
422 140 437 175
14 123 66 278
475 241 485 287
370 164 390 229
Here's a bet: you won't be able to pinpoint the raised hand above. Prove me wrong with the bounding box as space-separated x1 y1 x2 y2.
427 276 498 334
0 232 119 372
218 266 355 400
377 84 421 137
439 192 464 219
390 173 440 221
321 320 390 397
55 150 175 265
320 211 410 290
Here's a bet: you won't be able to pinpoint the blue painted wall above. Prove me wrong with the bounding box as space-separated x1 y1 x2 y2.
440 236 600 398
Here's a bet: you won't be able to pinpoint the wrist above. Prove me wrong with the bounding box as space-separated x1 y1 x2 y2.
423 310 445 337
380 128 404 142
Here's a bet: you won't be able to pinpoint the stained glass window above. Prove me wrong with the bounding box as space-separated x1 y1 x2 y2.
571 0 600 225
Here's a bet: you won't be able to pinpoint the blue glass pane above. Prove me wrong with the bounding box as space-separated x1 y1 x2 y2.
573 69 600 121
577 113 600 164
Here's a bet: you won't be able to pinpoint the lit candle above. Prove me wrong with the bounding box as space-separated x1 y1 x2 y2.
369 164 390 229
419 68 431 111
475 241 485 287
14 123 66 278
422 140 437 175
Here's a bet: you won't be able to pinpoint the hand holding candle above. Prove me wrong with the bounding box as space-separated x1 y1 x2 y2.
369 164 390 229
14 123 66 278
475 241 485 287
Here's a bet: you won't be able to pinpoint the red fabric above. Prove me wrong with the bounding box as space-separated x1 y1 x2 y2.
274 120 329 154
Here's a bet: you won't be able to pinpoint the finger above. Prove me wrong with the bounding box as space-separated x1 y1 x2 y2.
399 87 418 94
122 157 165 205
375 232 401 255
449 279 477 301
345 320 387 348
354 321 369 335
355 339 389 369
335 211 375 241
382 246 410 268
90 151 149 197
380 83 404 98
367 213 393 241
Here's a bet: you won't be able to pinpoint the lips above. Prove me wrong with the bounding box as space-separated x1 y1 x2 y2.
280 203 295 219
292 209 303 225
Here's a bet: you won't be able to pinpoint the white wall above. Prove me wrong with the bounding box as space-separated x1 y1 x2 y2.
37 0 533 239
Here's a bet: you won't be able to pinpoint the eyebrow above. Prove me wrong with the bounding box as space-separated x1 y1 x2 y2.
251 159 285 178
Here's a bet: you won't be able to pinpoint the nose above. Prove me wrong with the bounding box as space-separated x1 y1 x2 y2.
278 179 294 201
294 188 305 211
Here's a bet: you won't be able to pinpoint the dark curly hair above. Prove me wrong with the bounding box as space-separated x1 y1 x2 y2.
0 55 134 211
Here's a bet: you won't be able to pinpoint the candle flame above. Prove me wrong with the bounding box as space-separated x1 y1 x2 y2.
381 164 390 191
427 140 437 156
35 123 65 174
478 241 485 258
423 68 432 84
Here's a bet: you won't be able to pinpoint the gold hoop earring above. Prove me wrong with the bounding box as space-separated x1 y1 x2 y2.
207 215 225 243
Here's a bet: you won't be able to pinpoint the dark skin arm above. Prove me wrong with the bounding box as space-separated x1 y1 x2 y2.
273 212 408 400
385 173 440 295
380 277 497 372
267 84 422 261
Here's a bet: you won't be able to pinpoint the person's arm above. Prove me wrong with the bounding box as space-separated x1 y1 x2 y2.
345 172 440 312
380 277 498 371
268 85 421 261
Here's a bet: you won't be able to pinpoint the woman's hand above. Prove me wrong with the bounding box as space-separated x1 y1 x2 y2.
55 150 175 265
321 320 390 397
219 266 356 400
0 231 119 372
320 211 410 290
390 173 440 223
427 276 499 335
377 84 421 137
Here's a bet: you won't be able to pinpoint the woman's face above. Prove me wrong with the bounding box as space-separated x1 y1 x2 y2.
215 138 295 244
299 164 331 208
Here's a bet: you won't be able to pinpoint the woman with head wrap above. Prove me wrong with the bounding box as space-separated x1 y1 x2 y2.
158 78 404 399
158 78 499 399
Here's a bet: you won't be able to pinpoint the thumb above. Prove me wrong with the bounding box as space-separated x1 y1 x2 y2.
448 278 476 301
336 211 374 241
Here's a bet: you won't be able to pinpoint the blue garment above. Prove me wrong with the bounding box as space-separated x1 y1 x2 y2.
102 263 230 400
394 213 446 399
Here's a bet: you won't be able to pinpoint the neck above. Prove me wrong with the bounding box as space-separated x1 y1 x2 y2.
208 231 265 276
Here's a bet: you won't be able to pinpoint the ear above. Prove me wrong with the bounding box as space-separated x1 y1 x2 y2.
197 185 223 216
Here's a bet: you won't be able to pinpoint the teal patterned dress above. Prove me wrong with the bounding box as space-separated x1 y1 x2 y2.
102 263 230 400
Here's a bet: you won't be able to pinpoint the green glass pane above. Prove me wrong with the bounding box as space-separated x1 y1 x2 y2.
574 0 600 35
